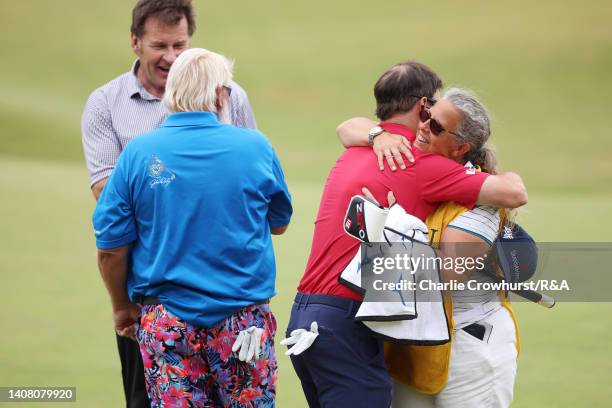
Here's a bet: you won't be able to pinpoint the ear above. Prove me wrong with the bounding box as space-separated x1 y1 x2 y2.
453 142 471 160
131 33 140 55
215 86 225 112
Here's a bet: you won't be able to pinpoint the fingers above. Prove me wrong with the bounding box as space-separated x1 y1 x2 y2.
376 149 385 171
116 326 137 341
279 337 295 346
232 331 245 352
384 148 397 172
238 336 249 361
281 328 304 346
286 332 319 356
246 334 257 362
362 187 396 208
290 340 309 356
401 136 413 150
361 187 377 204
234 327 266 362
390 146 406 170
373 134 414 170
399 140 414 163
254 329 262 360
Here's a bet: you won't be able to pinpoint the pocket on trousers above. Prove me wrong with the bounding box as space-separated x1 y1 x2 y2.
354 323 384 364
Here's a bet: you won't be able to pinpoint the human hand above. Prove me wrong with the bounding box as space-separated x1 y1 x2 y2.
373 133 413 171
113 302 142 341
232 326 265 362
280 321 319 356
361 187 396 207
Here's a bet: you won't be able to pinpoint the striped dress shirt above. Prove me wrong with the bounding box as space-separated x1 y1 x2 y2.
81 60 257 186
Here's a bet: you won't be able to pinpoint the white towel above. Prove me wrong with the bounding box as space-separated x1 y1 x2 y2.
340 203 450 344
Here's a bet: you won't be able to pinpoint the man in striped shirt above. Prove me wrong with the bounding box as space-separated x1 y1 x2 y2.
80 1 257 406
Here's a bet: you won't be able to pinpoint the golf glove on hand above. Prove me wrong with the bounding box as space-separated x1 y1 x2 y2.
232 326 265 362
280 321 319 355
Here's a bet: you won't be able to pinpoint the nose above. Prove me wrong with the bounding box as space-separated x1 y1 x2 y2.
419 119 431 135
162 51 177 65
162 47 183 65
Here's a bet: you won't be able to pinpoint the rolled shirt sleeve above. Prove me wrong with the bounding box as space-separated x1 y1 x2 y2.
81 88 122 187
93 149 137 249
417 155 490 209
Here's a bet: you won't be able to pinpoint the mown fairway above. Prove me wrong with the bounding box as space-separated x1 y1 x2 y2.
1 1 611 406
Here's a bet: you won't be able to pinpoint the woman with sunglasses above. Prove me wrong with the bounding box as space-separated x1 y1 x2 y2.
337 88 521 408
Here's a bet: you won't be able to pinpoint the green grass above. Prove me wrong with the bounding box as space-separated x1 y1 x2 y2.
1 157 611 407
1 0 611 406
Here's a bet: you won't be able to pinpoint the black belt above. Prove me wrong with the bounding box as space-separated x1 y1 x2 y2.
142 296 160 305
462 323 486 340
141 296 270 306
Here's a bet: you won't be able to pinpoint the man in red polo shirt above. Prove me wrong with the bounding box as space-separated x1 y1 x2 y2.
284 61 528 408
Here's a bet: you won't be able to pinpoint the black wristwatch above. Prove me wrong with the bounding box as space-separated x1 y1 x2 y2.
368 126 384 146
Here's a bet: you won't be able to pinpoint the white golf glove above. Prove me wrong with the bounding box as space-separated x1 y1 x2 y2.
280 321 319 355
232 326 265 362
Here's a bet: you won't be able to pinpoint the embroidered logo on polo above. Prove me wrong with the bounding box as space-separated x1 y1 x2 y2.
464 161 477 175
148 155 176 187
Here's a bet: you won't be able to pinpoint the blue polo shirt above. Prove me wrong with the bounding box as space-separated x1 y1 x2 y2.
93 112 292 328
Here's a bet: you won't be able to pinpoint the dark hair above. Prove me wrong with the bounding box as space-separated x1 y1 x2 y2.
131 0 196 38
374 61 442 120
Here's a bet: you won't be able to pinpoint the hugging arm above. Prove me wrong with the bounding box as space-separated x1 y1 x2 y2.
476 172 528 208
336 117 413 171
438 227 490 283
336 117 376 147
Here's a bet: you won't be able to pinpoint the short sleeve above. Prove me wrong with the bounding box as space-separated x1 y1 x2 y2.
417 155 489 209
229 81 257 130
266 152 293 228
447 206 500 246
92 149 137 249
81 89 122 186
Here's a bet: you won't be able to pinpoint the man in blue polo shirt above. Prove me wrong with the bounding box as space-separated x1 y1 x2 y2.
93 48 292 407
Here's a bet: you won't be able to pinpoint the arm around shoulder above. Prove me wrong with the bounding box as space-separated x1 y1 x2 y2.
336 117 376 148
477 172 528 208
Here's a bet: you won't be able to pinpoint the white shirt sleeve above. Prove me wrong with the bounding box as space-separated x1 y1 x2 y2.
229 80 257 130
447 206 500 246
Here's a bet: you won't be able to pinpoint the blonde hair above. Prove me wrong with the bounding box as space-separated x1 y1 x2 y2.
163 48 234 113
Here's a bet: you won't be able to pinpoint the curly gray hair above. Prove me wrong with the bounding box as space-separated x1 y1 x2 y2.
443 88 497 174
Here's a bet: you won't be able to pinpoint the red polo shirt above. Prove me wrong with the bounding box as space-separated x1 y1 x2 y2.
297 123 490 300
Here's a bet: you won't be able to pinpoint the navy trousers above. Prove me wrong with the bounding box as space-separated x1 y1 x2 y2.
286 293 392 408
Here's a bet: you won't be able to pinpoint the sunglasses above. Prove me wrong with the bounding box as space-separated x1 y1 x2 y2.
410 95 437 109
223 85 232 96
419 107 463 139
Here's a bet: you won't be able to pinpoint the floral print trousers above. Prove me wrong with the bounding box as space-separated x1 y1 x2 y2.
137 303 277 407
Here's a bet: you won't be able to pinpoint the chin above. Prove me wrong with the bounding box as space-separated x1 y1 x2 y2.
414 142 429 152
